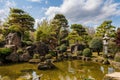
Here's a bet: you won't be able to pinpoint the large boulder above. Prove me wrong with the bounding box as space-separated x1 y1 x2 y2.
24 42 49 56
19 53 32 62
6 53 19 62
34 42 49 56
5 32 21 48
25 45 36 56
104 72 120 80
29 59 41 63
38 60 55 70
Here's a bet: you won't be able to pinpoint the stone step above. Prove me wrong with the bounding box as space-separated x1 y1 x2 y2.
104 72 120 80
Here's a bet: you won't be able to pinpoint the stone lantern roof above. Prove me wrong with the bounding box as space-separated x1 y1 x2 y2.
103 34 110 40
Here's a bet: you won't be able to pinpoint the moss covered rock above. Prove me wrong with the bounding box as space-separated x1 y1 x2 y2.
38 60 55 70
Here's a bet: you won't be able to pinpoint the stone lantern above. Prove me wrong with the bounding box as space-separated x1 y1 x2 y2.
103 34 110 55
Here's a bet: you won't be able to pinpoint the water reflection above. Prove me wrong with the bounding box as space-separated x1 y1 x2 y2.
32 71 39 80
59 75 77 80
0 61 119 80
20 71 43 80
20 73 31 79
100 66 104 73
68 61 75 74
108 67 115 74
0 75 1 79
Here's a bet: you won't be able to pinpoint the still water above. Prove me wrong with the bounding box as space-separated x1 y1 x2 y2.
0 60 119 80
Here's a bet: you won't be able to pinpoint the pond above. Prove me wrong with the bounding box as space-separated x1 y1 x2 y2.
0 60 119 80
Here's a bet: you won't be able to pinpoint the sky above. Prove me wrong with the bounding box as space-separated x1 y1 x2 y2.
0 0 120 28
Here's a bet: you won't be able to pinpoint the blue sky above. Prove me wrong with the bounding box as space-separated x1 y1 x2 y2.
0 0 120 28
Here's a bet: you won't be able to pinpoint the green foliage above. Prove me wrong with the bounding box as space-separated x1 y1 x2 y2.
45 54 52 59
90 37 103 55
2 29 10 36
9 25 22 35
60 30 69 39
115 56 120 62
95 20 116 37
52 14 69 48
67 31 83 44
70 24 89 44
115 57 120 62
114 53 120 62
49 51 56 57
33 54 40 59
0 48 12 61
17 48 23 54
22 41 32 46
60 39 69 46
53 14 68 27
35 20 52 42
83 48 92 57
77 51 83 56
59 44 67 52
23 31 31 41
0 48 12 55
108 41 118 55
4 8 35 40
71 24 87 36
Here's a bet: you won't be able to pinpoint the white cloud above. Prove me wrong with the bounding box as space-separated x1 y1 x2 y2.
0 0 3 2
34 17 46 28
45 0 120 25
45 0 48 4
0 0 16 21
0 9 6 17
23 5 33 10
5 0 16 7
27 0 41 2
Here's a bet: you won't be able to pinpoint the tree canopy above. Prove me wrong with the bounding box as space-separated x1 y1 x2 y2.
90 37 103 55
95 20 115 37
71 24 87 36
3 8 35 40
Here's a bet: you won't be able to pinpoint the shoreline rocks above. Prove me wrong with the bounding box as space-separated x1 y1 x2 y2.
104 72 120 80
38 60 55 70
109 60 120 70
29 59 41 63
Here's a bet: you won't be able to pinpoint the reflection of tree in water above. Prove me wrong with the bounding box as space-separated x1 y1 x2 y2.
68 61 75 74
0 61 118 80
108 67 115 74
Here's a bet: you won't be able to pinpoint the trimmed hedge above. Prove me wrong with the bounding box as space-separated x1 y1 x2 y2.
0 48 12 61
0 48 12 55
83 48 92 57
